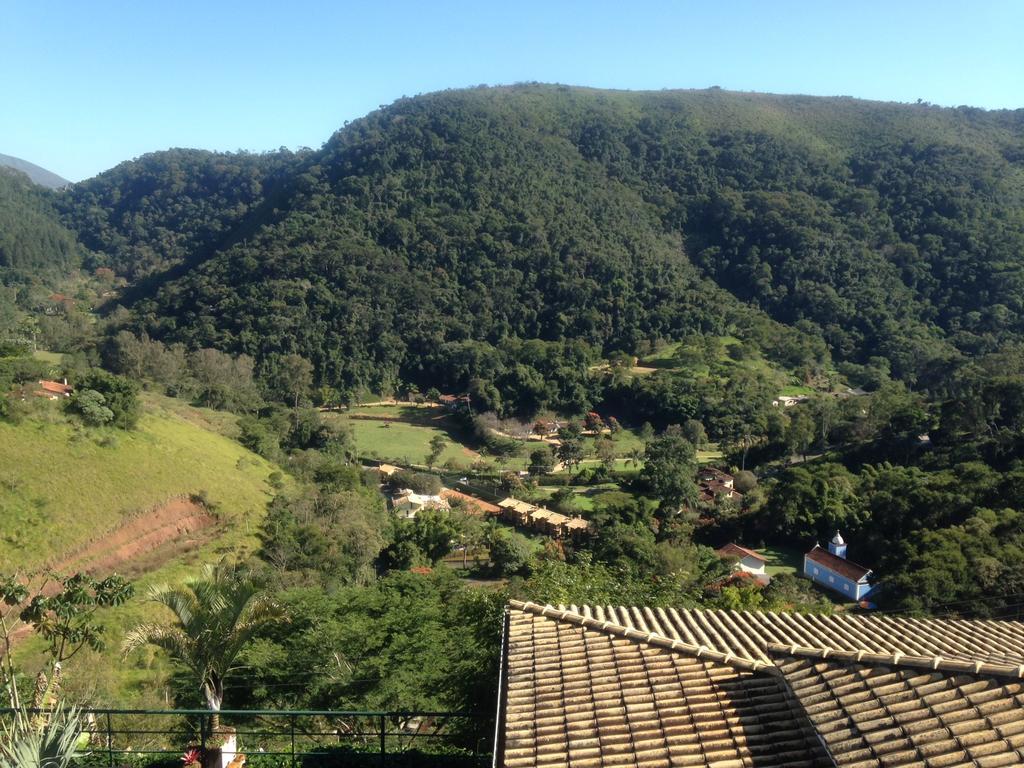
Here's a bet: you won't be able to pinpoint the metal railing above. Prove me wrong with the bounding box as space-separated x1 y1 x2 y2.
0 707 492 767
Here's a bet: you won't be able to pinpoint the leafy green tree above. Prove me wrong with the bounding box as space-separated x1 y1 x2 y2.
595 435 617 470
556 425 584 473
20 573 134 672
639 433 698 514
384 509 464 568
276 353 314 407
390 470 441 495
73 370 140 429
259 488 387 585
765 463 864 541
426 435 447 468
122 563 286 721
528 445 556 476
682 419 707 447
490 531 533 576
785 408 815 460
67 389 113 426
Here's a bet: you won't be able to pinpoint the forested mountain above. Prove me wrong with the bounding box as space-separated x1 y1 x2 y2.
59 148 302 280
45 86 1023 404
0 152 69 189
2 83 1024 655
0 167 84 276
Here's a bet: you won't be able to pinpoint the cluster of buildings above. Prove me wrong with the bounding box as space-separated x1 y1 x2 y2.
715 530 876 603
379 464 506 521
496 497 592 539
697 466 744 504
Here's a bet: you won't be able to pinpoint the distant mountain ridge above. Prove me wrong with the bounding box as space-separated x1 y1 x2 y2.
5 85 1024 404
0 152 70 188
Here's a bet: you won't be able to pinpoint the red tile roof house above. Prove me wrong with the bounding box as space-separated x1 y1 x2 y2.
439 488 501 517
716 542 769 583
34 379 72 400
697 467 744 504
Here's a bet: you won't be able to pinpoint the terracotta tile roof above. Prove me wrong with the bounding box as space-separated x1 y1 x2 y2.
806 544 872 582
498 602 1024 767
716 542 767 563
521 603 1024 672
439 488 500 515
498 498 535 514
499 602 831 767
771 644 1024 766
37 379 72 396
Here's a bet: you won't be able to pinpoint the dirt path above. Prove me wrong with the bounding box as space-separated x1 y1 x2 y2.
47 496 218 579
8 497 218 644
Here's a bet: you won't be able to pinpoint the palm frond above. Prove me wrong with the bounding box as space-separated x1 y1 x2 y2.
121 624 193 664
147 584 199 628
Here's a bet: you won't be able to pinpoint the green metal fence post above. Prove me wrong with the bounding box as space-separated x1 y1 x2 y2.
106 711 114 768
290 712 296 768
379 713 386 767
200 713 207 760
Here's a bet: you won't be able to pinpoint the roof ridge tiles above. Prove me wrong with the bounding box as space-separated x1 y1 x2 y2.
766 642 1024 680
508 601 779 675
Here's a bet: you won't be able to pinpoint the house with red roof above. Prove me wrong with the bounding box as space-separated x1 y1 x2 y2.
803 531 874 600
34 379 72 400
716 542 768 580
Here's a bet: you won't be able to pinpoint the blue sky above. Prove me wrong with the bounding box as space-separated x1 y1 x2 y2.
3 0 1022 181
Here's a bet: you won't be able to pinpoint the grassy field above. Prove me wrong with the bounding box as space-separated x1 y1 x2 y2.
328 405 492 469
634 335 822 399
334 404 724 472
31 349 65 365
4 393 286 706
0 394 280 570
757 545 803 577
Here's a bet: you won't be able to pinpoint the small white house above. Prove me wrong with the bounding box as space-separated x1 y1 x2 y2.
716 543 768 578
391 489 449 519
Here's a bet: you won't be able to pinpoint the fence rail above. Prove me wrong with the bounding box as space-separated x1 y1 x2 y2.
0 707 492 767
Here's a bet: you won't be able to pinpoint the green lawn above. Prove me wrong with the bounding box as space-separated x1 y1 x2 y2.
31 349 65 365
328 407 492 469
0 397 280 570
757 545 804 577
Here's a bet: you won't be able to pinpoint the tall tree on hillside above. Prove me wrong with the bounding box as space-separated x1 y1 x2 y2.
427 435 447 468
278 354 314 407
122 563 286 726
640 433 698 515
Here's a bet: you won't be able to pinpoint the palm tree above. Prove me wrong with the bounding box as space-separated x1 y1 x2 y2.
122 563 286 727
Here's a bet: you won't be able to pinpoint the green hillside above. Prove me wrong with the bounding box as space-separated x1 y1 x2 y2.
0 167 85 276
44 86 1023 416
0 392 280 571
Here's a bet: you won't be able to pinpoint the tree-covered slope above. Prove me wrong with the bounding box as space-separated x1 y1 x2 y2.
54 86 1024 399
58 148 302 280
0 167 85 276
